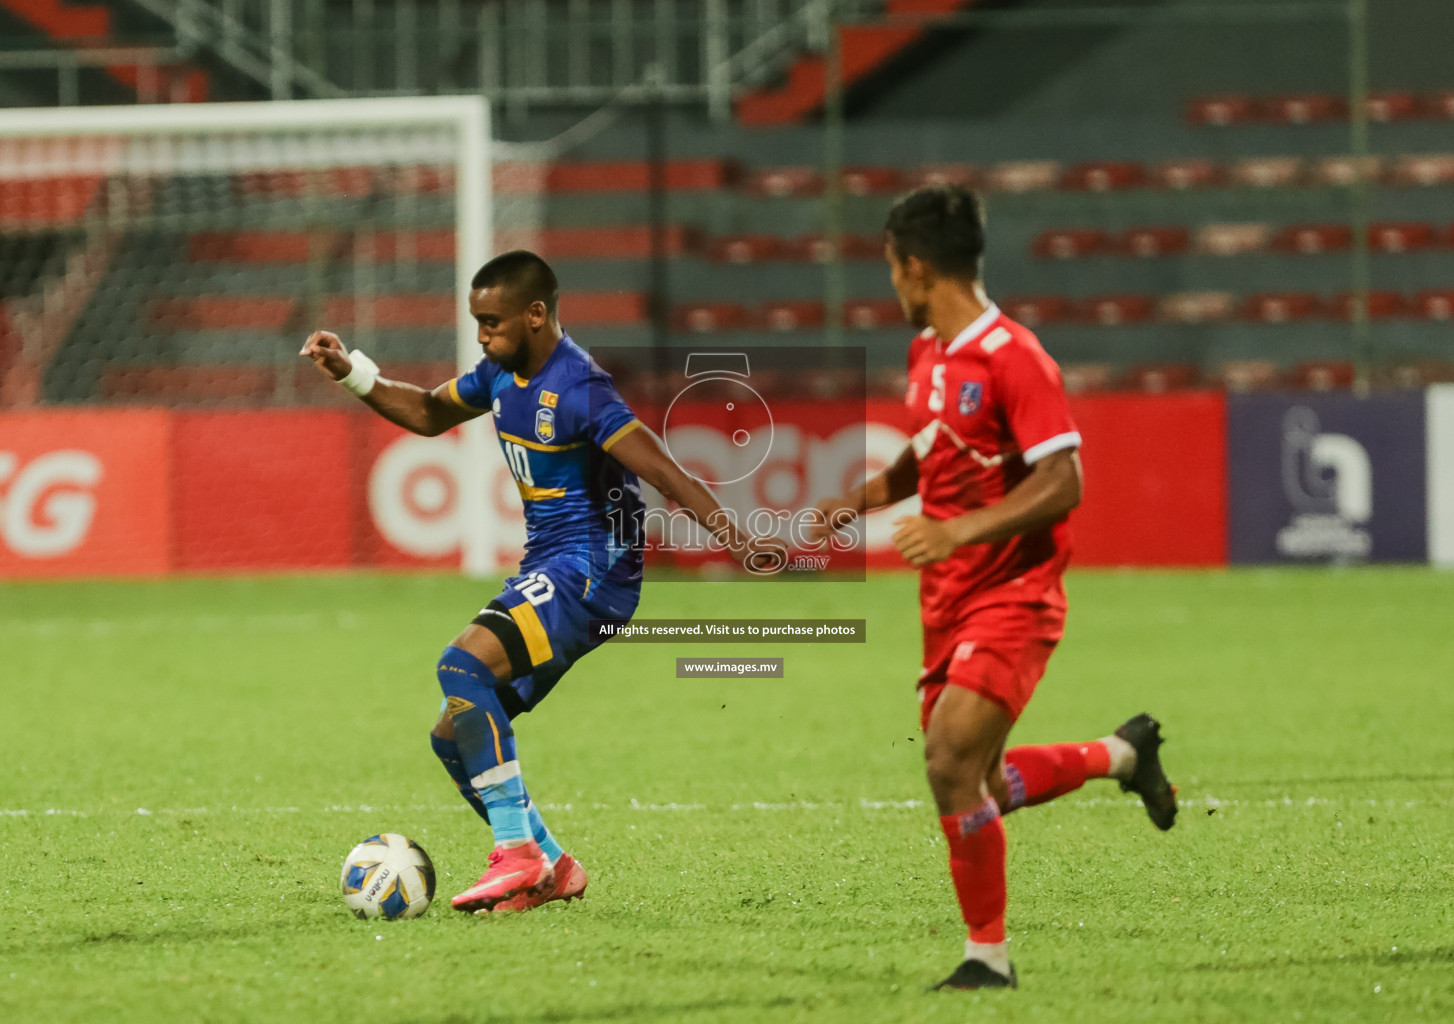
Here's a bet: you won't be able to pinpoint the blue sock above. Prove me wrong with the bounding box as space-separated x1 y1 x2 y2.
431 730 562 860
429 730 491 824
436 646 531 845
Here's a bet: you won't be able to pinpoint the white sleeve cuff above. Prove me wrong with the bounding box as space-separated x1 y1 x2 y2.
1023 430 1082 465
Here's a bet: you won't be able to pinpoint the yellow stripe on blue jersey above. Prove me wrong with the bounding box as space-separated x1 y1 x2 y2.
508 602 554 665
447 377 491 411
497 430 585 453
600 418 644 452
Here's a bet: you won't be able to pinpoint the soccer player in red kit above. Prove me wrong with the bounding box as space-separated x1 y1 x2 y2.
814 184 1178 990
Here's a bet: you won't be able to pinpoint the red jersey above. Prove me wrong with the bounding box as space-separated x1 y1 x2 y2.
904 303 1081 627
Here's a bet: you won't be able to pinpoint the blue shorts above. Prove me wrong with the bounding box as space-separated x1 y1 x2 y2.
473 561 640 716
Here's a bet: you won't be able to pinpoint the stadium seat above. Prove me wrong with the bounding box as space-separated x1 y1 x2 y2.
909 164 978 188
1330 291 1406 319
983 161 1060 193
758 301 826 331
1368 222 1435 253
1244 292 1323 323
1000 295 1073 327
1289 361 1355 390
101 365 276 404
1080 295 1156 326
1059 363 1114 394
1273 224 1352 255
741 166 823 198
0 176 103 227
1367 92 1422 122
1185 95 1258 126
1113 226 1190 258
672 303 750 333
1060 162 1147 192
839 166 904 196
540 159 738 193
1160 291 1236 324
705 235 781 263
1214 360 1280 393
1151 159 1224 190
1032 228 1107 260
1194 222 1272 256
1263 94 1348 124
1127 364 1199 393
1230 157 1304 188
779 234 880 262
844 299 904 330
1307 155 1383 187
1388 154 1454 186
1414 289 1454 320
1429 92 1454 119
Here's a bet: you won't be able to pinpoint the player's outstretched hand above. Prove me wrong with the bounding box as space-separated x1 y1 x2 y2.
300 330 352 381
806 496 858 545
892 514 963 568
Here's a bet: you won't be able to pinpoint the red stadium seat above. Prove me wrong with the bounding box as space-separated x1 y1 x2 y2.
1389 154 1454 186
1244 292 1323 323
1272 224 1352 255
1429 92 1454 119
1229 157 1304 188
1031 228 1107 260
843 299 904 330
1080 295 1156 326
1368 222 1436 253
1193 222 1272 256
741 166 823 198
101 365 276 404
1113 226 1190 258
1367 92 1422 122
1000 295 1074 327
758 301 826 331
672 303 750 333
1307 155 1383 187
983 161 1060 193
1059 363 1114 394
1186 95 1258 126
1059 162 1147 192
1215 360 1281 393
1289 361 1355 391
1263 94 1347 124
780 234 881 262
908 164 978 188
705 234 781 263
1415 289 1454 321
1151 159 1225 190
1330 291 1407 319
539 159 738 193
1161 291 1236 324
839 166 904 196
1127 364 1199 393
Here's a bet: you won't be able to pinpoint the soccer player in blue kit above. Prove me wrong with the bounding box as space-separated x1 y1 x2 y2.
302 250 781 913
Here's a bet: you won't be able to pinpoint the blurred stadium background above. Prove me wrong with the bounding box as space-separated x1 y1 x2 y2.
1 0 1452 576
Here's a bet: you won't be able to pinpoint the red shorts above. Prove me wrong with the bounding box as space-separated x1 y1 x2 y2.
917 601 1065 732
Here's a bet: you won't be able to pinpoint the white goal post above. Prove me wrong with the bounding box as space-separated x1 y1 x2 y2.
0 96 497 577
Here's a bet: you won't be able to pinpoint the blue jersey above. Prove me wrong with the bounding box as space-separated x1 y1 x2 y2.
447 335 646 587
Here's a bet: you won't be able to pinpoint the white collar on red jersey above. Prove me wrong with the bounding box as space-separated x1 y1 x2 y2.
942 303 1002 357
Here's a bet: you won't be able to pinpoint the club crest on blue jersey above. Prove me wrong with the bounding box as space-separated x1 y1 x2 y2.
959 381 983 415
535 406 556 442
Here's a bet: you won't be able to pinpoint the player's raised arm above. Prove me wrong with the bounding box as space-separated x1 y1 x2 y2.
605 422 786 573
892 447 1081 568
300 330 479 437
808 442 919 544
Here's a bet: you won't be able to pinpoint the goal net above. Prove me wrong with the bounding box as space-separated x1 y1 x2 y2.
0 97 520 579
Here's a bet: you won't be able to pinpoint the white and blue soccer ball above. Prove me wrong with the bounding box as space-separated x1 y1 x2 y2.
340 833 436 920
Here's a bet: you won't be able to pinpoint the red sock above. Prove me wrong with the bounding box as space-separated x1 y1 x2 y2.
939 797 1007 944
1002 741 1111 811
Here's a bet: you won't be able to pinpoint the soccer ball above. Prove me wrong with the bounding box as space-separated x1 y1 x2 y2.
340 833 436 920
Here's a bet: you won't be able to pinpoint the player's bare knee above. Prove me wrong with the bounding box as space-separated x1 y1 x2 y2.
446 623 514 679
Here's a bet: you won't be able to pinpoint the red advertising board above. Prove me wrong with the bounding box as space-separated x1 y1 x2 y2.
0 409 170 577
0 392 1230 579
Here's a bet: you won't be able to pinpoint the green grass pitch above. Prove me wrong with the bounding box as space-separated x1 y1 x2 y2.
3 568 1453 1023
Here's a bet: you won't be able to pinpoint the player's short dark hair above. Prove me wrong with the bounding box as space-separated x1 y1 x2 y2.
884 184 986 280
471 250 559 317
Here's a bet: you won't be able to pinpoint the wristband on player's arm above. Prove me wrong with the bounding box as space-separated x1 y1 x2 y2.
338 349 380 397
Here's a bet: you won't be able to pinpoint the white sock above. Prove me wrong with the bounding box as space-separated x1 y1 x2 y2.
1100 734 1136 779
965 939 1011 977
